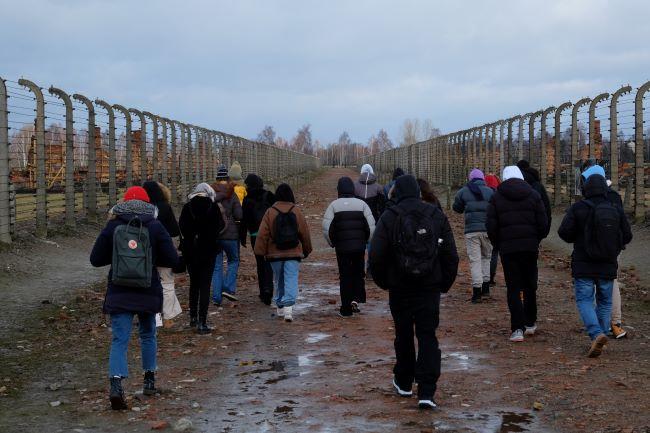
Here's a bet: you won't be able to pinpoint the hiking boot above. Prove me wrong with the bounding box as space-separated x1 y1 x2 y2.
143 371 157 396
259 294 272 306
471 287 482 303
509 329 524 342
189 316 198 328
351 301 360 313
418 399 438 410
524 324 537 336
196 317 212 335
276 307 285 318
223 292 239 302
481 281 490 297
611 323 627 339
392 377 413 397
588 334 608 358
283 306 293 322
109 376 128 410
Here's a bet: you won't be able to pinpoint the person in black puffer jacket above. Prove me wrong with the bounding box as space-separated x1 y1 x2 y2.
178 183 225 334
369 175 458 409
323 177 376 316
142 181 182 326
517 160 552 231
240 173 277 305
487 166 548 343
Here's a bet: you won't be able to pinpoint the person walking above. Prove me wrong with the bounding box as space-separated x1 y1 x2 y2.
517 160 552 231
240 173 277 305
383 167 405 197
229 161 248 204
452 168 494 302
487 166 549 342
90 186 179 410
603 179 627 339
417 178 441 209
558 165 632 357
179 183 225 334
369 175 458 410
142 181 182 327
254 183 312 322
210 173 243 306
354 163 385 277
484 174 501 286
323 176 375 317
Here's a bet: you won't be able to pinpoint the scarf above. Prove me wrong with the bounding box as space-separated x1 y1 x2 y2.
110 200 157 217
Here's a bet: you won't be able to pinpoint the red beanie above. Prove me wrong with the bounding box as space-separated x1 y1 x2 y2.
123 186 150 203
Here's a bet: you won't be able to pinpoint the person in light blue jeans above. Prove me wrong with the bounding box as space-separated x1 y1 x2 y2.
212 239 240 304
574 278 613 340
270 260 300 310
109 313 157 378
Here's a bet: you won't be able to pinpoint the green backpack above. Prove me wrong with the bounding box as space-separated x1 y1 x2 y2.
112 217 153 288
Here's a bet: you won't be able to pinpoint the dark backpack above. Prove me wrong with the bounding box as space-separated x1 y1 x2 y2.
364 194 386 221
583 199 622 262
390 205 439 278
112 217 153 288
272 205 300 250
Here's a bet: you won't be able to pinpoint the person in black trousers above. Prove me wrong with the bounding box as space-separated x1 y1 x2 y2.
179 183 224 334
240 174 276 305
322 177 376 316
487 166 549 343
369 175 458 410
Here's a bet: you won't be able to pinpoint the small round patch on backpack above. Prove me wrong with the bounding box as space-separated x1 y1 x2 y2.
128 240 138 250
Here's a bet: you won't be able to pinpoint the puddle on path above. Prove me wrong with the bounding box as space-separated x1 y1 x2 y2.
303 261 335 268
442 350 483 371
443 409 551 433
305 332 331 343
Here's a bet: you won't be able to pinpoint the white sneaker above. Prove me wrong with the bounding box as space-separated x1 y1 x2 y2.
283 306 293 322
509 329 524 342
276 307 285 317
524 324 537 336
418 399 437 410
392 378 413 397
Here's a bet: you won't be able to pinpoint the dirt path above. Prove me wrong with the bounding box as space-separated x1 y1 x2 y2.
0 168 648 433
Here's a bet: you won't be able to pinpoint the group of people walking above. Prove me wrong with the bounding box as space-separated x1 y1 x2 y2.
90 158 633 412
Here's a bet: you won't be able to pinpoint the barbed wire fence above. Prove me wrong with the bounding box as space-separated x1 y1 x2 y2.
0 76 321 244
359 81 650 223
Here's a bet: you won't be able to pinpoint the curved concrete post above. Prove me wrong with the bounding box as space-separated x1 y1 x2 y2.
609 85 632 191
159 117 168 184
174 121 188 198
554 102 573 206
528 111 542 164
184 124 194 184
95 99 117 206
129 108 146 182
634 81 650 222
518 113 532 162
190 125 202 182
540 106 556 185
476 126 483 171
112 105 133 186
498 121 506 176
0 78 10 243
588 93 610 159
162 118 179 203
507 116 520 165
143 112 159 181
490 123 497 173
19 79 48 235
73 93 98 219
570 98 591 202
49 86 75 228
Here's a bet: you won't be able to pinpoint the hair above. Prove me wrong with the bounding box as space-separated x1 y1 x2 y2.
416 178 440 207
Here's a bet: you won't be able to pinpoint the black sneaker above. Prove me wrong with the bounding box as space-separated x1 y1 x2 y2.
189 316 198 328
196 318 213 335
351 301 361 313
481 281 490 297
109 377 128 410
339 308 353 318
143 371 157 396
471 287 482 303
259 294 272 306
222 292 239 302
418 399 438 410
392 377 413 397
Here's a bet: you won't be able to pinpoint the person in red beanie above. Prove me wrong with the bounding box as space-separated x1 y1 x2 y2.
90 185 178 410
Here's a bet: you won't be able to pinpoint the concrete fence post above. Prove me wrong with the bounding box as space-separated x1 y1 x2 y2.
160 117 168 184
49 86 76 228
129 108 146 182
498 121 505 177
528 111 541 164
507 116 520 165
634 81 650 223
73 93 98 220
588 93 610 160
144 112 159 181
554 102 573 206
609 85 632 191
540 106 556 187
0 78 10 243
112 105 133 186
164 119 179 204
20 79 48 236
518 113 531 162
176 122 188 199
95 99 117 206
570 98 591 202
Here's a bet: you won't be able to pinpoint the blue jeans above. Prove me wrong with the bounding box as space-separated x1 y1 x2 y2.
270 260 300 308
212 239 240 303
109 313 157 378
574 278 614 340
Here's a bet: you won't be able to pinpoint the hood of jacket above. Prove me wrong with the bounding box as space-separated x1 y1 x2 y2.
497 178 534 201
337 176 355 198
188 182 216 202
392 167 404 180
360 163 374 175
522 166 541 185
359 171 377 185
142 181 166 204
393 175 420 203
503 165 524 181
212 181 234 201
582 174 608 199
244 173 264 191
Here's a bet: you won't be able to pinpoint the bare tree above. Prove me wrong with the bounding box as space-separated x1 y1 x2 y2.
256 125 276 145
399 118 441 146
274 136 289 149
292 124 313 155
9 124 34 169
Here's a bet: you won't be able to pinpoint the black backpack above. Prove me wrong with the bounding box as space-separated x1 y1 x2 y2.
272 205 300 250
390 205 439 278
583 199 622 262
112 217 153 288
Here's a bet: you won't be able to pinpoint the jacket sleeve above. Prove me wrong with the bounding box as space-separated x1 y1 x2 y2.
364 202 376 240
557 206 577 243
253 209 271 257
154 222 180 268
438 214 459 292
619 207 633 246
369 214 391 290
89 225 113 267
322 202 335 248
232 195 243 222
486 199 498 247
167 206 181 238
534 195 550 240
452 188 465 214
296 207 313 257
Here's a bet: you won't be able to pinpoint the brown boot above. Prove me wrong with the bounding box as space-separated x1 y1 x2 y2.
588 334 608 358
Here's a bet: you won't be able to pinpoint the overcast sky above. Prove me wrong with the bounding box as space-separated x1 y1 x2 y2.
1 0 649 145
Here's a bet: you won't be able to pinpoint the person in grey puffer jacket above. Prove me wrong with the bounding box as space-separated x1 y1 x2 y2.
453 168 494 303
210 173 243 306
354 164 385 276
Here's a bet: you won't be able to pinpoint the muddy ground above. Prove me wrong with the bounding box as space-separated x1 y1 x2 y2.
0 168 649 433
